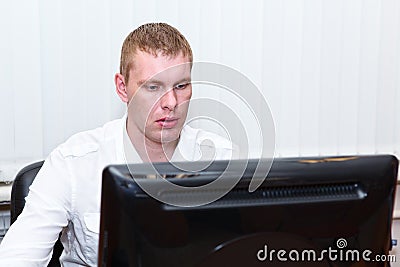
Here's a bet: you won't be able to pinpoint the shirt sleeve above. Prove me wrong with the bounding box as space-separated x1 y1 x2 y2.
0 149 71 266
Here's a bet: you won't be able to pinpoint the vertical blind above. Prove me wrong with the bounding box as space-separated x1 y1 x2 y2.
0 0 400 162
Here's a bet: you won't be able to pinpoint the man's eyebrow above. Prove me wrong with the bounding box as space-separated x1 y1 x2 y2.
137 77 192 87
174 77 192 85
137 79 164 87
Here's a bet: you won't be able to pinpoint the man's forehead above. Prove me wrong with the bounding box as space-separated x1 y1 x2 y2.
130 51 191 84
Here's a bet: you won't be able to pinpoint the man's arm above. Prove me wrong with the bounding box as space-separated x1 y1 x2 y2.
0 149 71 266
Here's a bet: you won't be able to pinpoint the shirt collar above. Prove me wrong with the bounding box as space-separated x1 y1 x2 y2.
171 125 198 161
115 113 142 164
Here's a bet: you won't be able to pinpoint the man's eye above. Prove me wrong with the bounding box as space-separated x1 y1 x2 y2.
174 83 190 90
146 85 160 91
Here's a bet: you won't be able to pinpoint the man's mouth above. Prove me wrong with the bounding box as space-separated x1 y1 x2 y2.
156 117 179 128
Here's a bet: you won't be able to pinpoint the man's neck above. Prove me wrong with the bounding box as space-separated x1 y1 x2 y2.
126 120 178 162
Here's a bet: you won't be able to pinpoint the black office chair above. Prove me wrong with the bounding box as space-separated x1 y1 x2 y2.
10 161 63 267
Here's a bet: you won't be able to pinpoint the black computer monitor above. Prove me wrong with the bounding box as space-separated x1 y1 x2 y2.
98 155 398 267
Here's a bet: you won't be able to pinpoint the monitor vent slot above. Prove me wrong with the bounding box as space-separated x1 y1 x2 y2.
161 182 366 210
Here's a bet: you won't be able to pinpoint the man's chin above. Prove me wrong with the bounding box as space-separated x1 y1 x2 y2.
159 135 180 144
159 129 181 143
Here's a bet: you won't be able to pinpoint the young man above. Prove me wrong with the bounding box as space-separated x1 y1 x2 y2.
0 23 234 266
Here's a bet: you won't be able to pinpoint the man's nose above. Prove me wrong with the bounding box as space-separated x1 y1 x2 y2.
161 89 177 111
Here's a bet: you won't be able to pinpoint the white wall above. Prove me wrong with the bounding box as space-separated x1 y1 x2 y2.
1 0 400 164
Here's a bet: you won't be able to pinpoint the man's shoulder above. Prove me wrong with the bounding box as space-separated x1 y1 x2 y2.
56 118 123 159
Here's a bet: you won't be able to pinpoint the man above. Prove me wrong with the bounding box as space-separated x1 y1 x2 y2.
0 23 234 266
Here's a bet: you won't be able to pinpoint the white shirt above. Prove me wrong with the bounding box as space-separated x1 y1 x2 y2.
0 116 235 266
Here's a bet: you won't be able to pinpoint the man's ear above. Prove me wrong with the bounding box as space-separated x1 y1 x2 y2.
115 73 129 103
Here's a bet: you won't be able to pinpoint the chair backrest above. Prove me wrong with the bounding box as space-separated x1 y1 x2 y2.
10 161 62 267
10 161 43 223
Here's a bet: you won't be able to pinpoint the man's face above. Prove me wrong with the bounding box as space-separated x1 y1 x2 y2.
126 51 192 144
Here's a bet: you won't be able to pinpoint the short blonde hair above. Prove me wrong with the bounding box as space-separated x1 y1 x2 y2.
120 23 193 83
